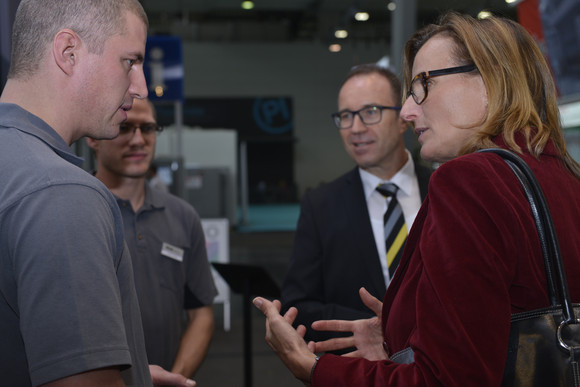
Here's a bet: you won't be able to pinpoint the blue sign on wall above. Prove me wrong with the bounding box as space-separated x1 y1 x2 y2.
144 36 184 102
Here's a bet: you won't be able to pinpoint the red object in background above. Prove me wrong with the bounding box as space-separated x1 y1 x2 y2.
516 0 560 96
517 0 545 42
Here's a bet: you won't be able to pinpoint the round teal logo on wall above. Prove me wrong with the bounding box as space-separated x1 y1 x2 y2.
253 98 293 134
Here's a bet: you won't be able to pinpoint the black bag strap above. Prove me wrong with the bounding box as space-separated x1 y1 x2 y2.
390 148 578 365
478 148 574 323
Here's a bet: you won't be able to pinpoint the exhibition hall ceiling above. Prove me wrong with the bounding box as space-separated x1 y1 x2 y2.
140 0 518 43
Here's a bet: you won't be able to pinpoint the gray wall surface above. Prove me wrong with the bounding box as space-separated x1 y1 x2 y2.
181 40 395 197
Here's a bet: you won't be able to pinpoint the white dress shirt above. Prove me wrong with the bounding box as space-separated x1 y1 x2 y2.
359 150 423 285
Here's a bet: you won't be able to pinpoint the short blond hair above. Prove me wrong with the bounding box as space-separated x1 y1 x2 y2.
8 0 148 80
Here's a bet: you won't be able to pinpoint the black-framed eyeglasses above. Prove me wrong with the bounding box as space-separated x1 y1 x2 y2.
407 64 477 105
119 122 163 136
331 105 401 129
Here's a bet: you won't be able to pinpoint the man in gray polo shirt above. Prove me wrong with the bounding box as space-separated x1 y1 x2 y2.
0 1 193 386
87 98 217 378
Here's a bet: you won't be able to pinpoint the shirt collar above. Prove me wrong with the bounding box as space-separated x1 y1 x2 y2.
0 102 84 167
112 182 167 213
359 149 416 200
143 183 167 209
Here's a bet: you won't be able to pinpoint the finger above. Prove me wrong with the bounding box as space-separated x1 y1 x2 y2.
307 341 316 352
149 365 196 387
252 297 267 314
273 299 282 312
359 287 383 316
296 324 307 338
283 306 299 324
311 336 355 353
253 297 278 317
311 319 354 333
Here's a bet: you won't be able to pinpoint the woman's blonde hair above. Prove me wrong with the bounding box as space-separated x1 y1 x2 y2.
403 12 580 179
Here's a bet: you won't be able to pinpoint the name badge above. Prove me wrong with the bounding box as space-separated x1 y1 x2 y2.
161 242 184 262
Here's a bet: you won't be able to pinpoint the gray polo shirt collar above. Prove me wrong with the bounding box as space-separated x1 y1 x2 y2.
143 183 167 210
115 183 167 214
0 103 83 167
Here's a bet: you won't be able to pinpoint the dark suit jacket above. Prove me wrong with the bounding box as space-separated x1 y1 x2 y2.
281 162 432 342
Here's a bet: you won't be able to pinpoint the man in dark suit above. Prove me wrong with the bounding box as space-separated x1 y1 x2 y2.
281 64 431 344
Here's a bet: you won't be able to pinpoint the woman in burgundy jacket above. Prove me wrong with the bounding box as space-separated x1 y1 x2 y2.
254 12 580 387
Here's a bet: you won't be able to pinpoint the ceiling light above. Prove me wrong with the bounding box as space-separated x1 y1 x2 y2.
241 1 254 10
477 11 493 19
354 12 369 21
329 44 342 53
387 2 396 12
334 29 348 39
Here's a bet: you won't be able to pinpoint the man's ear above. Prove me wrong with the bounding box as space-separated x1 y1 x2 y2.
85 137 99 152
53 29 80 75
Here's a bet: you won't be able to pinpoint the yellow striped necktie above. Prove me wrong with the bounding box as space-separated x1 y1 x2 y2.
376 183 407 279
